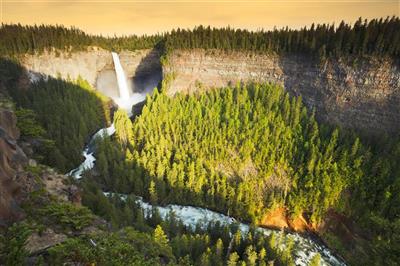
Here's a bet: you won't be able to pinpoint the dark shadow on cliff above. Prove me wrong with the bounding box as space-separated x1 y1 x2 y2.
278 53 328 119
0 57 111 172
278 54 400 137
132 48 163 94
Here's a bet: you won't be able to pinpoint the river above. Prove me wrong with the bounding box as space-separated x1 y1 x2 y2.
68 104 346 266
67 52 346 266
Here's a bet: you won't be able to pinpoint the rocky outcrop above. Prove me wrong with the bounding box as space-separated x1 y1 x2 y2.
0 93 82 226
0 103 28 226
260 207 311 233
164 49 400 134
25 229 68 255
41 169 81 204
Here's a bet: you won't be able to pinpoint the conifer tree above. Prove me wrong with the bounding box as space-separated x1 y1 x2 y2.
154 225 169 247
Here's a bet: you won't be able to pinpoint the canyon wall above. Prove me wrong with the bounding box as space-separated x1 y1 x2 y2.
0 93 82 227
0 103 27 225
164 49 400 134
20 47 162 99
18 48 400 134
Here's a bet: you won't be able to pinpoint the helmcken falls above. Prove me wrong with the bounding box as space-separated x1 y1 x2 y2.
111 52 151 112
112 52 130 99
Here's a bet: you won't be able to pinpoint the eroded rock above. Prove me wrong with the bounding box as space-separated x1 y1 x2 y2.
164 50 400 135
25 228 67 254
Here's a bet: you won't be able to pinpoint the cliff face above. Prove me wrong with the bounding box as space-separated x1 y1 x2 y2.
164 49 400 134
0 94 81 227
20 48 162 99
19 48 400 134
0 102 28 225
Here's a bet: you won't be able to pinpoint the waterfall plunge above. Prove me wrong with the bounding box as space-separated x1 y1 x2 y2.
112 52 130 100
67 52 155 177
111 52 151 113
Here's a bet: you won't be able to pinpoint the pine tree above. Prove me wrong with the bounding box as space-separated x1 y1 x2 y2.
154 225 169 247
309 253 321 266
149 180 158 204
0 223 31 266
114 109 133 147
227 252 240 266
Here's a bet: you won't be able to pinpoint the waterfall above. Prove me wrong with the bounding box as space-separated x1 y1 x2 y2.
111 52 151 112
111 52 130 99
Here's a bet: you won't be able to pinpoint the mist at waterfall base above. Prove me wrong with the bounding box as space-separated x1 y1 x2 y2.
111 51 153 113
67 52 346 266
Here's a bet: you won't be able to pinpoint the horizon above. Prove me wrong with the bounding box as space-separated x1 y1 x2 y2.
2 15 400 38
2 0 399 36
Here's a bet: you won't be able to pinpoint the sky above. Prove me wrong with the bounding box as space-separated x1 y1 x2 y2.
1 0 399 36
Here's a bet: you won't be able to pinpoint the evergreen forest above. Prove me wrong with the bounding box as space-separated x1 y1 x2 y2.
0 58 110 171
0 16 399 265
86 84 399 265
1 16 399 58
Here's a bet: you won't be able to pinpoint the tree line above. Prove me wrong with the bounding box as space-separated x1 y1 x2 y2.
1 16 399 58
164 17 400 58
0 24 162 56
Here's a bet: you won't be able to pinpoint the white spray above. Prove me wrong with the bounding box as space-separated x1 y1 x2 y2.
111 52 153 112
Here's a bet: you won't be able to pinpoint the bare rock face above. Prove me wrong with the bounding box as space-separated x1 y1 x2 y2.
20 47 110 86
19 48 400 134
0 106 28 226
0 96 82 226
20 47 162 99
164 49 400 134
25 228 67 254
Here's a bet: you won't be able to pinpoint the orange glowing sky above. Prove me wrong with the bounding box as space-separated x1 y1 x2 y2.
2 0 399 36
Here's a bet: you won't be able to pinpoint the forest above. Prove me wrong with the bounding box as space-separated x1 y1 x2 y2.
2 179 313 266
1 16 399 58
0 24 162 56
1 17 399 265
91 85 361 223
84 84 399 264
0 58 110 171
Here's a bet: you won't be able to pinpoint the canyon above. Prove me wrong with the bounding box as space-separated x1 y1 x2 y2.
19 48 400 135
3 47 398 265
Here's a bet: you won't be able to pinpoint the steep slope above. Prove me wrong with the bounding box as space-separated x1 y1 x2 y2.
18 48 400 135
20 47 162 99
163 49 400 134
0 101 28 225
0 93 81 227
0 94 175 266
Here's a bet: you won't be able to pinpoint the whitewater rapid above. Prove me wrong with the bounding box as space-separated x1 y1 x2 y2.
104 193 346 266
67 52 346 266
68 116 346 266
67 124 116 179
